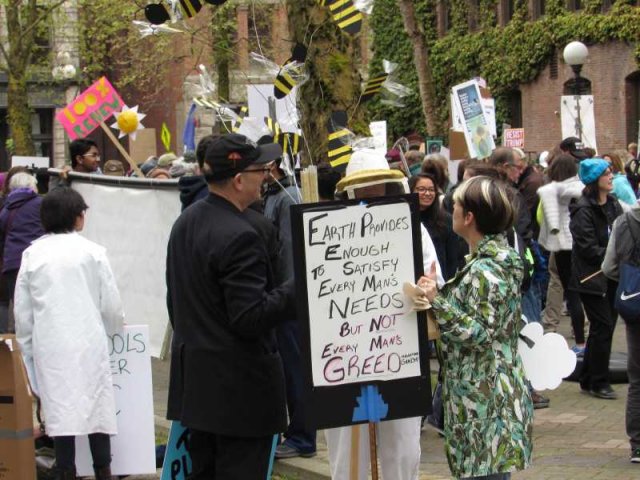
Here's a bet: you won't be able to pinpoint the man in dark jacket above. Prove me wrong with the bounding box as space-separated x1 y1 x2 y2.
166 133 294 478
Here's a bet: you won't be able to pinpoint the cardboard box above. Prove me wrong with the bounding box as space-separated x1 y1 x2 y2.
0 335 36 479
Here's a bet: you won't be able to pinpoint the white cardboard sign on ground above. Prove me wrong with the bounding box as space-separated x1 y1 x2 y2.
76 325 155 476
302 202 421 387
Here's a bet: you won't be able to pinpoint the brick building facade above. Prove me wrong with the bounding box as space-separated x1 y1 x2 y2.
435 1 640 155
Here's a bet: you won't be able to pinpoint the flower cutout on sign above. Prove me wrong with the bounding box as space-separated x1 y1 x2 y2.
111 105 146 141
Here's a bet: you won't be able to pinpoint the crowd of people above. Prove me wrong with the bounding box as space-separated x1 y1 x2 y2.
0 132 639 479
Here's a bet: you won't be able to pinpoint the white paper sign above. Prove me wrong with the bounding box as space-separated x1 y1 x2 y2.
560 95 597 153
303 202 421 387
247 83 300 133
369 121 387 155
12 155 49 168
76 325 156 476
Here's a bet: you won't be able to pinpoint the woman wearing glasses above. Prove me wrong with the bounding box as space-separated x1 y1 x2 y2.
409 173 458 281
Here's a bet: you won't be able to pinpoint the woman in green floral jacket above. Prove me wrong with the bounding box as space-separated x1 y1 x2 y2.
420 176 533 479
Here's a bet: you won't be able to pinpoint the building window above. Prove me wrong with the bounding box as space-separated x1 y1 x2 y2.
601 0 614 12
508 89 522 128
626 71 640 145
567 0 582 10
549 49 559 79
500 0 515 25
468 0 480 31
532 0 546 18
437 1 450 37
563 75 591 95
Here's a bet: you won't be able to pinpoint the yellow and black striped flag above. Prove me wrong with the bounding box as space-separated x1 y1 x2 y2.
232 106 248 132
327 111 352 170
264 117 301 157
317 0 363 36
179 0 202 18
361 74 388 102
274 43 307 99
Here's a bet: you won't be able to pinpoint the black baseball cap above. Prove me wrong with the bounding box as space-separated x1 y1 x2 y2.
204 133 282 180
559 136 588 161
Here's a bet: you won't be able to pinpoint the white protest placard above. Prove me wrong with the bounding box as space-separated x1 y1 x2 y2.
76 325 155 476
560 95 598 153
11 155 49 168
451 79 496 159
302 202 421 387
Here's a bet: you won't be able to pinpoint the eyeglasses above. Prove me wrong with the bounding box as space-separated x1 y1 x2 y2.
82 153 100 160
415 187 436 194
243 166 271 174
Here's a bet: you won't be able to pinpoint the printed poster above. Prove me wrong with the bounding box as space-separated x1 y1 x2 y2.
451 80 496 159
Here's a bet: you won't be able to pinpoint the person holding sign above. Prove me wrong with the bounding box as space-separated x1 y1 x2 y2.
325 148 443 480
14 187 125 480
166 133 294 479
418 176 533 480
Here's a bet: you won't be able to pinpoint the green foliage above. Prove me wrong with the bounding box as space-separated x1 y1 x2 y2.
368 1 640 139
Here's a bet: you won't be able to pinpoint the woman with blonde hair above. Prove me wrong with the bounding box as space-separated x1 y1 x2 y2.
418 176 533 479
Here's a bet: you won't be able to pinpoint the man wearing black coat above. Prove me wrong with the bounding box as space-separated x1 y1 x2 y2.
166 133 294 478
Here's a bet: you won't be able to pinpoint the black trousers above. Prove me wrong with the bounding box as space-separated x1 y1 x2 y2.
579 281 618 390
53 433 111 470
554 251 586 344
188 428 276 480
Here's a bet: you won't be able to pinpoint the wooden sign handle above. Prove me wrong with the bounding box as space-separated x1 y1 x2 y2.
369 422 378 480
99 122 144 178
349 424 360 480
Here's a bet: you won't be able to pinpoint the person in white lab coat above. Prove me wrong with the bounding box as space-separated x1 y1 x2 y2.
326 149 444 480
14 187 124 480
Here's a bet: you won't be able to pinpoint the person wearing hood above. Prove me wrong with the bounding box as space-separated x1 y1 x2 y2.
418 176 533 480
569 158 623 400
260 142 316 459
602 203 640 463
537 154 586 354
0 172 44 333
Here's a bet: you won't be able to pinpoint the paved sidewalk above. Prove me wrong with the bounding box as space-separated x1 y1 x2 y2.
145 315 637 479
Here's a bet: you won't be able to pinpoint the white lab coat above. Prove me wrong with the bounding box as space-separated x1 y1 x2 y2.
15 232 124 436
325 225 443 479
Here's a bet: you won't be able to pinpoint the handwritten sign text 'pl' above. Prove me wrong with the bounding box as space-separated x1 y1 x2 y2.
56 77 124 140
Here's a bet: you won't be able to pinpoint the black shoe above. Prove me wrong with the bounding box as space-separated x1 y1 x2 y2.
590 386 617 400
275 444 317 459
631 447 640 463
531 391 550 409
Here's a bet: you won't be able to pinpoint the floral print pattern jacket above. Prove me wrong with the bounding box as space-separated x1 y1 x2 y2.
431 234 533 479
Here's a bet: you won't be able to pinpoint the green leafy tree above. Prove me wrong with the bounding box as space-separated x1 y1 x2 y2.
0 0 67 156
286 0 368 165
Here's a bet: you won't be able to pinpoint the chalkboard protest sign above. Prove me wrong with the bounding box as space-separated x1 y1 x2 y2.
291 195 432 430
75 325 156 476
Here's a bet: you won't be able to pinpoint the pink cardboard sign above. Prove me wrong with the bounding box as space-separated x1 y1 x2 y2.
56 77 124 140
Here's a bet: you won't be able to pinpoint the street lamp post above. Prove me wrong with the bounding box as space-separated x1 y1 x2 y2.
563 41 589 142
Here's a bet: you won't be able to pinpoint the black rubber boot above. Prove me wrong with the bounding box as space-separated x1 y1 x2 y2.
93 465 115 480
54 466 77 480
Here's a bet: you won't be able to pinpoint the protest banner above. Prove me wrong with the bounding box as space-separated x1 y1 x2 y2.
291 196 432 430
56 77 124 141
503 128 525 148
76 325 155 476
69 176 182 357
451 79 496 159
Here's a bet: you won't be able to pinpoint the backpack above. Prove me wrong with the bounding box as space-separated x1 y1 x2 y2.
614 213 640 322
626 158 640 195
